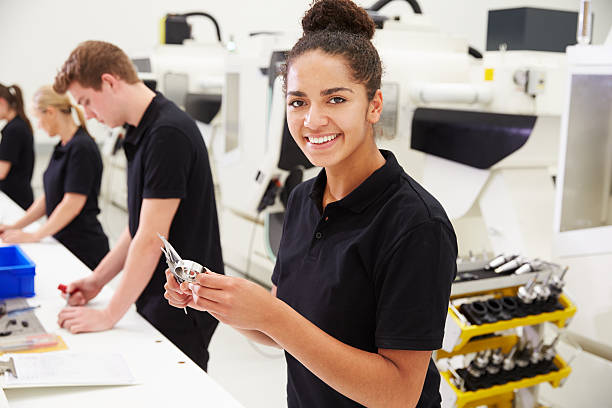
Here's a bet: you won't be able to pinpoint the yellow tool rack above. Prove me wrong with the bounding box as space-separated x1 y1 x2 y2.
437 267 577 408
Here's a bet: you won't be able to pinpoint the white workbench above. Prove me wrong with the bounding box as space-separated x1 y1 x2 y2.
0 192 244 408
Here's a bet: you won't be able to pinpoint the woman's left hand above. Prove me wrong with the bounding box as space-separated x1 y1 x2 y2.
57 306 116 334
182 271 280 332
0 229 40 243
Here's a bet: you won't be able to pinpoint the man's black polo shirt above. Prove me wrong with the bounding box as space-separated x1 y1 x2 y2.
0 116 34 209
272 150 457 407
43 127 108 270
123 92 224 324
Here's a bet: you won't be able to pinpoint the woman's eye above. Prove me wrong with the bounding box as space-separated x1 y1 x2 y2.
329 96 345 104
289 100 304 108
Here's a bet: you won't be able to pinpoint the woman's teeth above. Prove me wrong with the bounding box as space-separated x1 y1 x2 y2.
307 134 338 144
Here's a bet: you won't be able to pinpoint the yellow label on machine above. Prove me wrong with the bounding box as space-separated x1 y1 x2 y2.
484 68 495 81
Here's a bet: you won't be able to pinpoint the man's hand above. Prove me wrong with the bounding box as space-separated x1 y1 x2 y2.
57 307 115 334
64 276 103 306
0 229 40 243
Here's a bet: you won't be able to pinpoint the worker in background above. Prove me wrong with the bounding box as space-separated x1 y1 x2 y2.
54 41 224 371
0 83 34 210
164 0 457 406
0 85 109 270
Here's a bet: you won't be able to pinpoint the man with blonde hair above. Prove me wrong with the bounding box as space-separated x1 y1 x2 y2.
55 40 224 371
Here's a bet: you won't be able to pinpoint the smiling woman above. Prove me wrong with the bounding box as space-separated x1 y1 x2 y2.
163 1 458 407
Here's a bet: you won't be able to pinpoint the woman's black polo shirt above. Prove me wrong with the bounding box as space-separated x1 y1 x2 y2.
43 127 109 270
272 150 457 407
122 92 224 327
0 116 34 209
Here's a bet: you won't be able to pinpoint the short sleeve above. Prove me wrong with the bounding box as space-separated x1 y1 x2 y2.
271 186 300 286
374 220 457 350
64 144 97 195
143 126 191 199
0 129 22 163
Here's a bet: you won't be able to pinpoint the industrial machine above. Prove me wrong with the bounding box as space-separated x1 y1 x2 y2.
205 4 574 285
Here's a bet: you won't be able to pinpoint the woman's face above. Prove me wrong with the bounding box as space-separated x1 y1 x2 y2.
32 104 58 137
286 50 382 170
0 98 10 120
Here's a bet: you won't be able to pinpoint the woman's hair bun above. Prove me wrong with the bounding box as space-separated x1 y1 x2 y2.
302 0 375 40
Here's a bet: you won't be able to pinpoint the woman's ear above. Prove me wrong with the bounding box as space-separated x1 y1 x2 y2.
366 89 383 124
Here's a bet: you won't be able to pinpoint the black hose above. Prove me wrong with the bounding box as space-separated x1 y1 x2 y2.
368 0 422 14
468 46 483 59
181 12 222 42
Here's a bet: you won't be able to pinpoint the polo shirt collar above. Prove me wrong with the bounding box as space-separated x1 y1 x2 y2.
124 92 164 147
309 149 403 213
54 127 83 154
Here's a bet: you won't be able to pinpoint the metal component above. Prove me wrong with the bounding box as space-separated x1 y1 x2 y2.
530 340 544 365
494 257 526 273
0 357 17 378
518 276 538 303
515 342 532 368
474 349 491 369
549 267 568 292
515 259 543 275
542 334 561 362
158 233 207 315
485 254 518 270
534 274 552 301
502 346 517 371
158 233 205 284
485 348 504 374
490 348 504 365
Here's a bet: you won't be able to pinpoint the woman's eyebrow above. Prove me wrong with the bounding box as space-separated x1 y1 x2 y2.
287 90 307 97
321 87 353 96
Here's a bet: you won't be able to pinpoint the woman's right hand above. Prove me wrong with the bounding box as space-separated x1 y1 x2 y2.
65 276 103 306
0 224 14 234
163 269 193 309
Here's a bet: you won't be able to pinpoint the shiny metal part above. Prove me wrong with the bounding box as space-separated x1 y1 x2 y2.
518 277 538 303
530 340 544 364
158 233 205 284
494 257 526 273
534 274 552 301
486 254 518 270
549 267 568 291
158 233 207 315
502 346 517 371
542 334 561 362
515 259 543 275
0 357 17 378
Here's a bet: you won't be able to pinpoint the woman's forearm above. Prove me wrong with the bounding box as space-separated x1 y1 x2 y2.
262 300 427 408
11 195 46 229
33 193 86 239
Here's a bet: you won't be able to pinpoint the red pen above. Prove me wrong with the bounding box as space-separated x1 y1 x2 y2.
57 284 74 305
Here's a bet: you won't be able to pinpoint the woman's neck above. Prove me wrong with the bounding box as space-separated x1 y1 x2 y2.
323 140 386 207
58 117 79 146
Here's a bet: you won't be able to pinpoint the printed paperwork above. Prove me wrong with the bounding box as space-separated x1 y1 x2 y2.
0 351 137 388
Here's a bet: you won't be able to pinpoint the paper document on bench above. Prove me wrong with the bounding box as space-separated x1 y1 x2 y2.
0 351 137 388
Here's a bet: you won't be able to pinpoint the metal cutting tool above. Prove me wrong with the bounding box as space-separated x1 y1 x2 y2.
158 233 207 314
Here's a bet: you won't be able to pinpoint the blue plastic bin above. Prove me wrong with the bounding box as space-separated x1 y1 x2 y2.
0 245 36 299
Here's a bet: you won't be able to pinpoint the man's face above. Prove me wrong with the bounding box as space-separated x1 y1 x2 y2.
68 80 123 128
